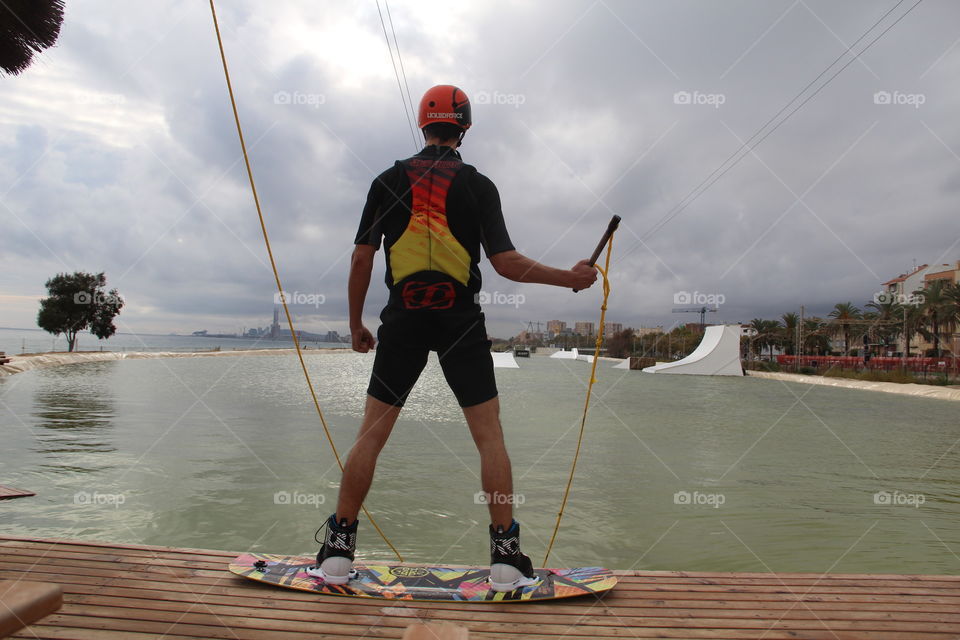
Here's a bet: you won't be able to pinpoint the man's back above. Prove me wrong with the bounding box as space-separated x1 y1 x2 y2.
355 145 513 311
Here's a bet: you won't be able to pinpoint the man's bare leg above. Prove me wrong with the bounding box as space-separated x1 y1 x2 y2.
462 396 513 530
335 394 402 522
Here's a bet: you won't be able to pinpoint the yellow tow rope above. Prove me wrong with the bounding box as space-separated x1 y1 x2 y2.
543 233 615 566
208 0 402 561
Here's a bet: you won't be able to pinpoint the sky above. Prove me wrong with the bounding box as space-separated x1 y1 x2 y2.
1 0 958 340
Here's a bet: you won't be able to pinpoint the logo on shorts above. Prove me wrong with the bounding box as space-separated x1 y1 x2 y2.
401 281 456 310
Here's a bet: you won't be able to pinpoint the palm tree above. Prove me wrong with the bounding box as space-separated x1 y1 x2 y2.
865 297 902 354
0 1 65 75
780 312 799 355
802 317 831 356
748 318 766 358
945 283 960 356
914 281 956 357
828 302 862 355
749 318 781 359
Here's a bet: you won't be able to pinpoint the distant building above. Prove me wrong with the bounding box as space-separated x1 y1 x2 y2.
636 326 663 336
324 330 341 343
574 322 594 337
923 261 960 286
546 320 566 337
881 263 929 306
882 260 959 355
269 304 281 340
604 322 623 338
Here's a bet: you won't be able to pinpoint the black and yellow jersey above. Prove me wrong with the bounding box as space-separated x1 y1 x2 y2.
355 145 514 311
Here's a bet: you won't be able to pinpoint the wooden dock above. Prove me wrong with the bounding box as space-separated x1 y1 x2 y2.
1 535 959 639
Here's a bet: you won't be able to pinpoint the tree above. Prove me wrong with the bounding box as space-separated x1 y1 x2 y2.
865 297 902 354
748 318 780 358
780 312 799 355
914 281 956 357
37 272 124 352
802 317 831 356
607 328 635 359
828 302 862 355
0 1 65 75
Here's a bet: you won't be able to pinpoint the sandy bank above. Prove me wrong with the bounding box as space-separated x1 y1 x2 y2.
0 348 341 377
747 370 960 402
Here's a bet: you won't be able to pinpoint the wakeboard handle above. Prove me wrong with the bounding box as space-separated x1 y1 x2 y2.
573 214 621 292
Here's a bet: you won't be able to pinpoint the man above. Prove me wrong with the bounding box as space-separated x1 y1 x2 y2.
311 85 597 592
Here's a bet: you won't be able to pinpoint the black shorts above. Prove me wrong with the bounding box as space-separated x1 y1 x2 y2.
367 308 497 408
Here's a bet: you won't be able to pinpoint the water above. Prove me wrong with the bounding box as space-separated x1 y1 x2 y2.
2 352 958 574
0 327 349 355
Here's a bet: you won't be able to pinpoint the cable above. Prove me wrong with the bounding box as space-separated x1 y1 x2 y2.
207 0 403 562
619 0 923 261
376 0 420 152
385 0 419 146
543 233 615 566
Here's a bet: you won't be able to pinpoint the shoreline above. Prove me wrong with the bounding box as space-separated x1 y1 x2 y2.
0 348 344 377
5 351 959 403
747 370 960 402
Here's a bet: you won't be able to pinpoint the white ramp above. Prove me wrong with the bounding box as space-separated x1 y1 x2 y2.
550 348 578 359
491 351 519 368
642 325 743 376
613 358 630 369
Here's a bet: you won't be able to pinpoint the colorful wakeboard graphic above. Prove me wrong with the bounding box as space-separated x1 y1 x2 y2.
229 553 617 602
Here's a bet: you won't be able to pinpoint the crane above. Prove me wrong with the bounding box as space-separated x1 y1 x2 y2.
672 306 718 331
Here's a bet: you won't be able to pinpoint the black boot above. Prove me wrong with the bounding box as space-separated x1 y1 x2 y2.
307 514 358 584
489 520 538 592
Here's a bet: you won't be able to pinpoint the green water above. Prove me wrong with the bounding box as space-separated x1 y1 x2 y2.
1 353 958 574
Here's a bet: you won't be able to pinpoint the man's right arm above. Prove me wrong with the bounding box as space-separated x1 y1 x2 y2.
348 244 377 352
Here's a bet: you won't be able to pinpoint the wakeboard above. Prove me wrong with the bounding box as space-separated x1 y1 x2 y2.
229 552 617 602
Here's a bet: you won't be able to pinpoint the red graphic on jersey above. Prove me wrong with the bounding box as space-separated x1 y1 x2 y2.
401 281 456 310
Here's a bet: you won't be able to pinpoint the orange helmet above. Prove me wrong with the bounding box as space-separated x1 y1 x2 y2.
417 85 472 131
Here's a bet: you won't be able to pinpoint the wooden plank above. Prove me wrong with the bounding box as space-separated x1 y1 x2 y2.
0 580 62 638
0 487 35 501
6 544 960 593
2 537 960 639
403 623 469 640
6 560 960 612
